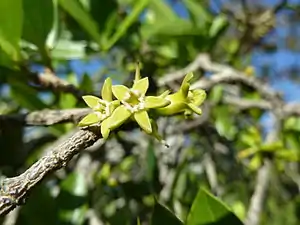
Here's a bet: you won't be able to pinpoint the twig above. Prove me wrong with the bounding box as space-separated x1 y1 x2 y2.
0 128 100 216
158 53 281 101
245 103 282 225
0 108 91 126
30 69 86 99
157 54 206 86
244 159 272 225
191 71 280 101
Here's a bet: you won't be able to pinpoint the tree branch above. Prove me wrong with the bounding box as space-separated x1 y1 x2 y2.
158 53 281 101
0 128 100 216
0 108 91 126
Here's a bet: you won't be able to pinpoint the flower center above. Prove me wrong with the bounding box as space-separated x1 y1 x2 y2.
187 91 196 104
94 99 112 121
122 89 145 113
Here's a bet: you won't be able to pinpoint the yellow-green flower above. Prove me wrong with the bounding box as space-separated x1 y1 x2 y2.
107 76 170 134
157 73 206 116
78 77 119 139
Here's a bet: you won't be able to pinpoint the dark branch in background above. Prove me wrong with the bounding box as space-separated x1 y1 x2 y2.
31 70 85 99
157 54 206 87
19 66 87 100
0 128 100 216
158 53 281 100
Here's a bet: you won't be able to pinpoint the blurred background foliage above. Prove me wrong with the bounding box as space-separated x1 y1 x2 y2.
1 0 300 224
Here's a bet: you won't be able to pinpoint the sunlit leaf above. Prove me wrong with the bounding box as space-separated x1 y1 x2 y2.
22 0 54 64
183 0 212 27
149 0 178 22
186 188 243 225
104 0 150 50
209 15 228 38
0 0 22 64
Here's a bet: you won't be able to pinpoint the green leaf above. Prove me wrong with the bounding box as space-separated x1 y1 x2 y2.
0 0 22 63
209 15 228 38
80 74 94 93
186 189 243 225
151 202 183 225
145 96 170 109
22 0 54 53
149 1 178 22
21 185 59 225
9 79 47 110
142 19 202 38
214 106 237 140
134 110 152 133
58 172 88 225
58 0 102 47
104 0 150 50
183 0 212 26
78 113 100 127
248 154 263 171
59 93 77 109
51 40 86 59
275 149 299 162
133 77 149 95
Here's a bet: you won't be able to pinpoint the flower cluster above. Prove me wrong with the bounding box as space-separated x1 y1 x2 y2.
78 65 206 145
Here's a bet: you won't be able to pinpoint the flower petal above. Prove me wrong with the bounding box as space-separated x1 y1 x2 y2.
159 90 171 98
134 110 152 134
145 96 170 109
180 72 193 97
156 93 185 115
101 77 112 101
82 95 101 109
182 72 193 85
78 113 100 126
108 105 131 130
190 89 206 106
112 85 130 101
187 103 202 115
132 77 149 95
134 62 141 82
101 118 110 139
